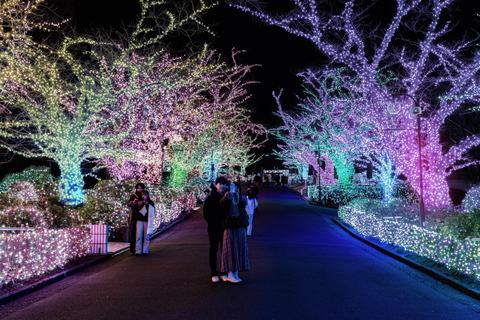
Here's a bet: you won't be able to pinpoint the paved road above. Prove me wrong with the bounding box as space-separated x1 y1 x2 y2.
1 187 480 319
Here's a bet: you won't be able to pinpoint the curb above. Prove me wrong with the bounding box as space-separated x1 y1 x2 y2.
0 207 201 306
331 217 480 301
0 254 112 306
109 207 200 257
295 192 480 300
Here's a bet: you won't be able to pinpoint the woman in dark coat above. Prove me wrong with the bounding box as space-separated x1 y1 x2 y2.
126 183 145 254
219 182 250 283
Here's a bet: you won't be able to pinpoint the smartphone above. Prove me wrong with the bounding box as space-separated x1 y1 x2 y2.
230 183 236 193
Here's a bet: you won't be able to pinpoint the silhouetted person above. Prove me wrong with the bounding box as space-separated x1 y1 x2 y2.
203 176 228 282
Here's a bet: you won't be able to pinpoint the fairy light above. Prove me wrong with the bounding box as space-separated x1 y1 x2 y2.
462 185 480 213
0 228 90 285
103 50 266 185
0 169 200 285
234 0 480 208
0 1 262 206
339 200 480 280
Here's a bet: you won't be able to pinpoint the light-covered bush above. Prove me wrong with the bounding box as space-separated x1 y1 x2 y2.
462 184 480 213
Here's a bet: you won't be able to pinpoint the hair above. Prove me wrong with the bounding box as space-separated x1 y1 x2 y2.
215 176 228 185
141 190 154 207
246 188 253 200
135 183 145 190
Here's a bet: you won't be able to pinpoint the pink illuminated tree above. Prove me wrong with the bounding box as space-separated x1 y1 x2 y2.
104 49 266 186
231 0 480 207
270 69 377 188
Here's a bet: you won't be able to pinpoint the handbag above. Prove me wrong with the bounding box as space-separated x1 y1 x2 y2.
225 216 239 229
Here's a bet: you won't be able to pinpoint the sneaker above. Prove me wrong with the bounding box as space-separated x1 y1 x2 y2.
211 276 220 283
226 272 241 283
220 275 228 282
233 272 242 282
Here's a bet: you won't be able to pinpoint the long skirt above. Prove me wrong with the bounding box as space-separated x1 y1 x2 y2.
221 227 250 273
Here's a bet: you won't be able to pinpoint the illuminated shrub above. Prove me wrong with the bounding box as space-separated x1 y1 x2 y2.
0 196 47 228
462 184 480 213
339 200 480 280
9 181 39 202
430 209 480 240
0 166 57 196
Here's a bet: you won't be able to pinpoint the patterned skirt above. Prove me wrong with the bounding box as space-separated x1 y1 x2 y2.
221 227 250 273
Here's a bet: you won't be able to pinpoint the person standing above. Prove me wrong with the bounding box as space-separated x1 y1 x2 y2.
250 180 259 198
203 176 228 282
245 187 258 236
253 173 262 187
135 190 155 255
274 174 280 187
220 182 250 283
281 174 288 187
127 183 145 254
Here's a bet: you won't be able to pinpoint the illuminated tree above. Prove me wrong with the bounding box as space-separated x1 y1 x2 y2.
0 0 218 205
104 49 266 186
0 0 66 78
103 50 225 183
271 68 377 187
231 0 480 207
227 136 264 176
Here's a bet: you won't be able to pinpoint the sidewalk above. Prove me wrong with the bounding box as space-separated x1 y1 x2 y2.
107 241 129 254
0 208 200 306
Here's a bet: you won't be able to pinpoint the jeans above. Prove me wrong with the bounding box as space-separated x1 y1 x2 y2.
136 220 150 254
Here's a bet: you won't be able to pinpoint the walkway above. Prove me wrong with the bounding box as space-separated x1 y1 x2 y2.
1 187 479 319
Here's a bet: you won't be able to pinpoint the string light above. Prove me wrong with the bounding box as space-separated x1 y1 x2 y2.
0 169 201 285
340 200 480 280
0 1 266 206
0 229 90 285
234 0 480 208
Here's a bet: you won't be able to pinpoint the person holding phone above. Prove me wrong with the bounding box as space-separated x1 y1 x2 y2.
126 183 145 254
220 182 250 283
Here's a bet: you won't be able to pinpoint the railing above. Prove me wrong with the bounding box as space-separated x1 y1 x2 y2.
0 227 35 231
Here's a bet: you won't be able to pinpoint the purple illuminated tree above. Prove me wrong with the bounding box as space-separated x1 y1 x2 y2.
271 69 377 188
231 0 480 207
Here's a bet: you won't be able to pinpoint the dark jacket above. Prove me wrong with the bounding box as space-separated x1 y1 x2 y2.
136 199 155 222
203 188 225 232
127 191 143 231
